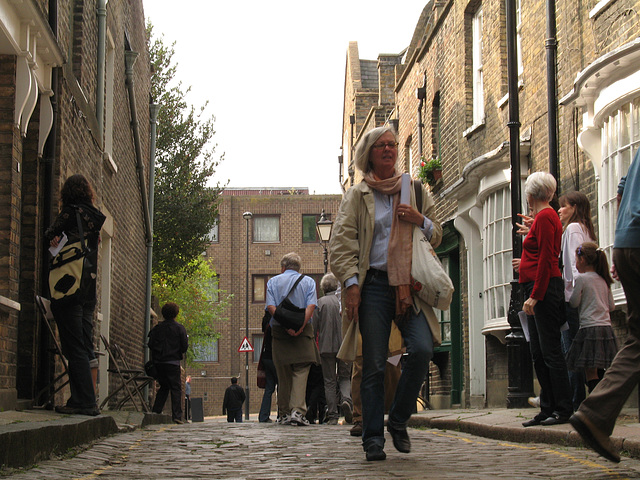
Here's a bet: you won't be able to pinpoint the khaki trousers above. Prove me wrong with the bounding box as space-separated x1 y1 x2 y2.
274 362 311 416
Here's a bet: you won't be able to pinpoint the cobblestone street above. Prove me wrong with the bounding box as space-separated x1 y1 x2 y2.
6 419 640 479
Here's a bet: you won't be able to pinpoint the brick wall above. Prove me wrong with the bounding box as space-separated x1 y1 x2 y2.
188 192 342 417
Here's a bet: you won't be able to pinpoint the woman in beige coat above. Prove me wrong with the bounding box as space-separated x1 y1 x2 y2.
329 125 442 461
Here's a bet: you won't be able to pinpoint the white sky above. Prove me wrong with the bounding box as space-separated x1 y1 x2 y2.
143 1 427 195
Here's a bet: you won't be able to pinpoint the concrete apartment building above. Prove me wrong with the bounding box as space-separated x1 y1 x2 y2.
189 188 342 417
341 0 640 409
0 0 153 411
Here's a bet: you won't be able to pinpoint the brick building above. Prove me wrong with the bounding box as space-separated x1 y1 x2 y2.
341 0 640 409
189 188 342 417
0 0 153 411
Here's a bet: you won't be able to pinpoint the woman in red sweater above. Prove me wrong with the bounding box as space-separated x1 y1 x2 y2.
514 172 572 427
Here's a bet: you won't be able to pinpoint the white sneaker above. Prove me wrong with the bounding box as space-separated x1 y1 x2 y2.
290 410 310 426
528 396 540 408
276 414 291 425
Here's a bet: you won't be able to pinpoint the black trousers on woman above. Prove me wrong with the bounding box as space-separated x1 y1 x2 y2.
152 363 183 421
524 277 573 419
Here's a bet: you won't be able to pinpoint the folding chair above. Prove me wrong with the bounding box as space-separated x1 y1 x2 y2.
100 334 152 412
34 295 70 407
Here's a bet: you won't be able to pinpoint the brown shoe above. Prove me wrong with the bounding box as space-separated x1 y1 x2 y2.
350 421 362 437
570 411 620 463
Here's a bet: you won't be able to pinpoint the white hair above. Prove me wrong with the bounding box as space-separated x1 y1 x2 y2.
524 171 556 202
354 125 398 174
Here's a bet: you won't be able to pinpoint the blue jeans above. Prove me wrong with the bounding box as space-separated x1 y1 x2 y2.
561 303 585 411
51 301 97 409
524 278 572 419
359 269 433 450
259 357 278 422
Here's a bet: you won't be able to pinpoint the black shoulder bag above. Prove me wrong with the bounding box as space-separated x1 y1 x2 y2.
273 274 307 330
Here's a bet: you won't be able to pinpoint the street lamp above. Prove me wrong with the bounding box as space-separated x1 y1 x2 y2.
242 211 253 420
316 209 333 274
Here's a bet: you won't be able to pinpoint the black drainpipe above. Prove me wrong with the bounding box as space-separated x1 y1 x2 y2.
546 0 559 182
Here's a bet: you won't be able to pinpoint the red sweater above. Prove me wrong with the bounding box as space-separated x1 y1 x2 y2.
519 207 562 300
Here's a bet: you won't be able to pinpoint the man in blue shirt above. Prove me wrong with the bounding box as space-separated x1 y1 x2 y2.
266 252 320 426
571 148 640 463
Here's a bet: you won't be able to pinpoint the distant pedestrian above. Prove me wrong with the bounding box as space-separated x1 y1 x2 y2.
566 242 618 393
266 252 320 427
148 302 188 424
185 375 191 421
313 273 352 425
222 377 246 422
570 149 640 463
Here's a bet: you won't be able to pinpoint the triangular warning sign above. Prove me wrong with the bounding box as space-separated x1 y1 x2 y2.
238 337 253 352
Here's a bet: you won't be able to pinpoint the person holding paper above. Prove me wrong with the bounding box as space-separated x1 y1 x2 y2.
45 174 105 416
514 172 572 427
330 125 442 461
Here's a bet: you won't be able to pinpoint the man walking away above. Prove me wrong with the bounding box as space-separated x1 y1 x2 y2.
223 377 246 422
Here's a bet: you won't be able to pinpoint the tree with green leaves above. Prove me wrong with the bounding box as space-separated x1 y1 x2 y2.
148 23 224 277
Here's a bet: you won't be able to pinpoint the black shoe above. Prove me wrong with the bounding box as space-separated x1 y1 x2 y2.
78 407 101 416
387 423 411 453
55 405 79 414
173 418 185 424
341 401 353 424
540 414 570 426
522 414 549 427
366 445 386 461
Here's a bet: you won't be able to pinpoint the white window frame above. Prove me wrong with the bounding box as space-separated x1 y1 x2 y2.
472 8 485 127
599 98 640 300
482 187 513 327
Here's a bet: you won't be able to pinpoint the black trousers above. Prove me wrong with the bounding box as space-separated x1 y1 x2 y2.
152 363 182 421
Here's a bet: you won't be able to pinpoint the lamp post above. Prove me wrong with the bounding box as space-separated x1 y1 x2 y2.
242 211 253 420
316 209 333 274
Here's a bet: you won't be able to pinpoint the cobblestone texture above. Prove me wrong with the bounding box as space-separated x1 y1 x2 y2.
6 420 640 479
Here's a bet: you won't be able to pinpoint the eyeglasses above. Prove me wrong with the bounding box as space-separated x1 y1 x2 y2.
371 142 399 150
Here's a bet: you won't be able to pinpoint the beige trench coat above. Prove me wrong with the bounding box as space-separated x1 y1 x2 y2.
329 180 444 351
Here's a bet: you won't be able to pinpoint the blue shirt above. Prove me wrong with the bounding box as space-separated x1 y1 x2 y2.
266 269 318 328
615 148 640 248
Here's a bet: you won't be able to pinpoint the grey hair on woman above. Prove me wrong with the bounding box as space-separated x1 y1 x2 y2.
354 125 398 174
280 252 301 272
524 171 557 202
320 273 338 293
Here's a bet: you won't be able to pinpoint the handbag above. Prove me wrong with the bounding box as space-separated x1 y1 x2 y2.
337 319 358 362
411 225 454 310
273 274 306 330
144 360 158 379
48 208 95 306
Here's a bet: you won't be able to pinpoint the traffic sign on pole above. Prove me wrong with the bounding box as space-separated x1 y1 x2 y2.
238 337 253 352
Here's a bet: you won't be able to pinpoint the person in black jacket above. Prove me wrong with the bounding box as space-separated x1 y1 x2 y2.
258 310 278 422
46 174 106 416
223 377 246 422
148 302 188 423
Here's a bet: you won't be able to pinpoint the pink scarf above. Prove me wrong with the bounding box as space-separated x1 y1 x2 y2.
364 172 413 320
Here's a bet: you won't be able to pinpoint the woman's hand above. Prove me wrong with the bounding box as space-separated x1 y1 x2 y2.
50 236 61 248
516 213 533 236
287 328 302 337
345 284 361 323
512 258 521 273
523 297 538 316
397 203 424 227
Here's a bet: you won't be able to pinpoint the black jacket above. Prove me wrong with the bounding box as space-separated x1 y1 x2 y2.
222 384 246 413
148 318 188 363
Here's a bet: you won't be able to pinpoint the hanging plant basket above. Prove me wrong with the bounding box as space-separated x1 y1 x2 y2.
417 157 443 186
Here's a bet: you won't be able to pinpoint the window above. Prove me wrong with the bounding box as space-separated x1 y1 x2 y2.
472 8 484 126
253 215 280 243
252 334 264 362
207 217 219 243
193 338 218 362
206 275 219 303
433 255 452 345
253 275 273 303
482 187 513 323
432 92 441 161
599 98 640 294
302 214 319 243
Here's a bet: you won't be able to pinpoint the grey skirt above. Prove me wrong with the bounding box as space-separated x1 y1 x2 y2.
566 325 618 371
